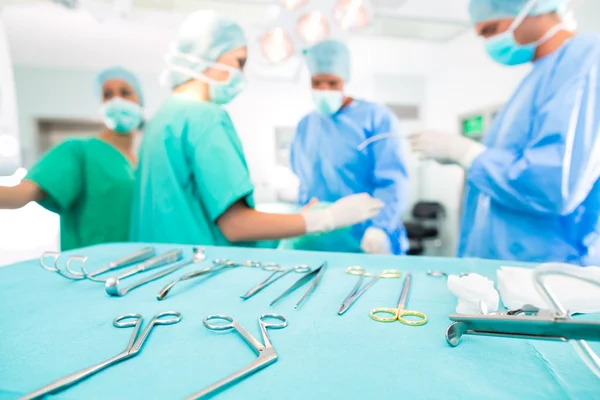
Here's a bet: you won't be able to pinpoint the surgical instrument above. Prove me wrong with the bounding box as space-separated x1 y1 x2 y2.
241 264 312 300
157 259 277 301
446 264 600 378
105 248 203 297
20 311 182 400
338 266 402 316
370 272 428 326
40 253 89 280
270 262 327 309
40 247 156 281
84 250 182 284
427 270 469 278
184 313 287 400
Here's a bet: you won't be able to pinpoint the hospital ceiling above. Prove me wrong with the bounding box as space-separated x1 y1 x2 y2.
1 0 596 74
3 0 473 42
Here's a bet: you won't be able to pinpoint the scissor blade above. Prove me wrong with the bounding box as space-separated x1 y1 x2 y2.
270 264 323 307
338 274 367 315
184 353 277 400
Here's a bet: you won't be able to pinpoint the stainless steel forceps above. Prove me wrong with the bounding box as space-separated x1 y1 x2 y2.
87 249 183 284
241 264 312 300
20 311 182 400
157 259 277 301
40 247 156 281
270 262 327 309
338 266 402 315
105 248 200 297
184 313 287 400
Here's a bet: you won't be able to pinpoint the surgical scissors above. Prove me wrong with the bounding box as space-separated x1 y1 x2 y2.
157 259 279 300
40 247 156 281
270 262 327 309
241 264 312 300
105 248 203 297
338 266 402 315
20 311 182 400
184 313 287 400
370 272 428 326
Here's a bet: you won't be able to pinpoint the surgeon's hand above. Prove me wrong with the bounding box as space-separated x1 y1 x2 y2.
302 193 384 234
360 227 391 255
409 131 487 169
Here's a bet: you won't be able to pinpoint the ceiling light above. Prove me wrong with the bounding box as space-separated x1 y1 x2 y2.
333 0 371 31
296 11 330 45
260 27 295 64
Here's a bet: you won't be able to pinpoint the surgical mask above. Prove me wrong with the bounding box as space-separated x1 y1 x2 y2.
484 0 566 66
163 50 247 105
99 98 143 135
312 90 344 115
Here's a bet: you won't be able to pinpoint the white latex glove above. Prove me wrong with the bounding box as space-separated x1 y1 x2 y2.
302 193 384 234
360 227 391 254
447 273 500 314
408 131 486 169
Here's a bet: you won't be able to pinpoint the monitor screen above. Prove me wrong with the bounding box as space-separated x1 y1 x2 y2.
462 115 485 139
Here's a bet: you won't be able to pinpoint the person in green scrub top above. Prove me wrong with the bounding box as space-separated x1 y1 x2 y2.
130 10 384 247
0 66 145 250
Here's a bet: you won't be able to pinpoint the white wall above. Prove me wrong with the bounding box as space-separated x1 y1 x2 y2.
0 19 19 176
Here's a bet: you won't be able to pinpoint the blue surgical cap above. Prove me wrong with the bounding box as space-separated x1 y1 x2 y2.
168 10 247 88
97 66 144 106
469 0 568 24
303 40 351 82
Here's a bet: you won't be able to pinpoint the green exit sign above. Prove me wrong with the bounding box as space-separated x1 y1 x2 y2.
462 115 485 138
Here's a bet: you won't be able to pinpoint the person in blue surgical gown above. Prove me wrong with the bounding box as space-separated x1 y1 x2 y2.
290 40 410 255
410 0 600 265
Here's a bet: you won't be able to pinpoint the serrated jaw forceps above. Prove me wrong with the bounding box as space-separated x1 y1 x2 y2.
445 264 600 378
185 313 288 399
20 311 182 400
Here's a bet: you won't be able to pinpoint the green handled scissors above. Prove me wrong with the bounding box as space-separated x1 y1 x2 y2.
370 272 428 326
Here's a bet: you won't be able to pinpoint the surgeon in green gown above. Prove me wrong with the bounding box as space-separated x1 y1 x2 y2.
0 67 145 250
130 10 384 247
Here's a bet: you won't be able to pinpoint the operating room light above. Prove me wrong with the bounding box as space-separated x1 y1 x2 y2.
296 11 330 45
280 0 308 10
333 0 370 30
260 27 295 64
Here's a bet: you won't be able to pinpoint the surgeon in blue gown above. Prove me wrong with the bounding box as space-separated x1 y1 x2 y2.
410 0 600 265
290 40 409 255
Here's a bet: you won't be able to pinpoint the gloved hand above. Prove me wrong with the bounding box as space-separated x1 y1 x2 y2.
408 131 487 169
302 193 384 234
360 227 391 254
